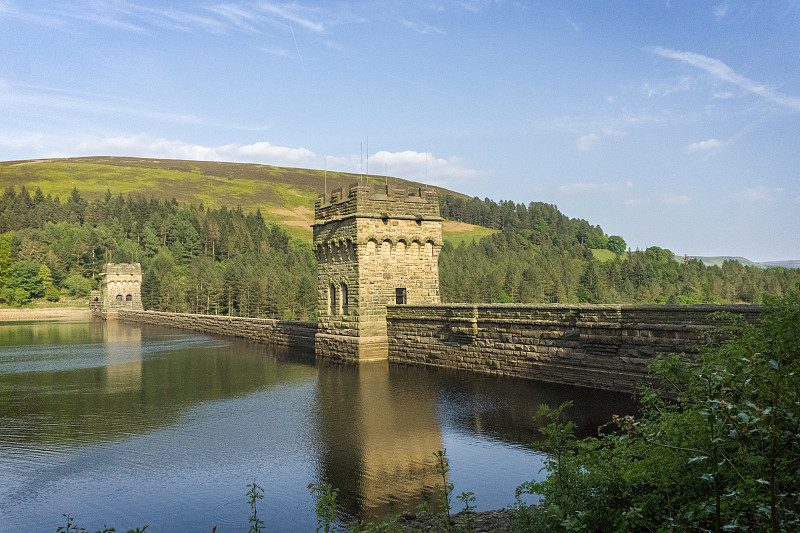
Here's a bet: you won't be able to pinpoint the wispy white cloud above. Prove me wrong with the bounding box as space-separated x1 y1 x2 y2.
641 76 695 98
559 181 633 195
713 2 729 19
687 138 722 153
3 83 202 125
259 46 295 59
0 2 69 28
576 128 624 151
401 19 445 34
1 0 336 36
360 150 480 184
648 46 800 112
661 193 691 206
624 198 647 207
205 4 262 33
66 134 316 166
577 133 600 151
728 186 778 202
259 2 325 32
562 13 580 33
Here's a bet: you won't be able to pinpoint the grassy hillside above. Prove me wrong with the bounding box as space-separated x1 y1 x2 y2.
441 221 497 246
0 156 470 241
591 248 620 262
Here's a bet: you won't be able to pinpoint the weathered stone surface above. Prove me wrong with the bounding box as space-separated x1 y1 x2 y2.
117 309 317 350
99 263 143 310
313 183 443 361
386 304 761 393
108 300 762 393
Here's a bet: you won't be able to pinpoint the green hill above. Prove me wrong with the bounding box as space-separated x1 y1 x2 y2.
0 156 469 241
675 255 767 269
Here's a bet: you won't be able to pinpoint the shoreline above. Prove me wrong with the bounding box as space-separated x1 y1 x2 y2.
0 307 91 322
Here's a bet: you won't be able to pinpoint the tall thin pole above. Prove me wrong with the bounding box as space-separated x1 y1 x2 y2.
366 136 369 178
425 150 428 189
324 156 327 196
360 142 363 184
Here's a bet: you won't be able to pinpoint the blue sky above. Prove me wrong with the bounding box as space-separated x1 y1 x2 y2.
1 1 798 261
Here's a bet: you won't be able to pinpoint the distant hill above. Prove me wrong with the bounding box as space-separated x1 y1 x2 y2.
762 260 800 269
0 156 470 241
675 255 800 270
675 255 768 269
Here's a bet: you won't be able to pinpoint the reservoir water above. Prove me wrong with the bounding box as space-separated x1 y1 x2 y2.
0 319 636 532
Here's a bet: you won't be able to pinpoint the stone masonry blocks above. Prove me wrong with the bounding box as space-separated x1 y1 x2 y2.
312 183 443 361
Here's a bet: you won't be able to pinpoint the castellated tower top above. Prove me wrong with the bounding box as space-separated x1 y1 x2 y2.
313 183 442 234
313 183 443 362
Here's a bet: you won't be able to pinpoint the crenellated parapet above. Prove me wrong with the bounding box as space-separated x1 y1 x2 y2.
313 183 441 232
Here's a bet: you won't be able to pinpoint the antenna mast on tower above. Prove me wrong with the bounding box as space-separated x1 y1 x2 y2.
425 150 428 189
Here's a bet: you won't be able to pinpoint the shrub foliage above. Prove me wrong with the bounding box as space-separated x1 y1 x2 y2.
516 287 800 532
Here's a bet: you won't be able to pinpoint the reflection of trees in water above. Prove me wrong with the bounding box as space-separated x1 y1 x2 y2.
315 360 443 522
422 366 638 443
1 320 95 346
0 322 315 448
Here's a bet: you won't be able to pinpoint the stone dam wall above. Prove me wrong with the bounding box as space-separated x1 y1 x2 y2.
104 304 761 392
116 309 317 351
386 304 761 392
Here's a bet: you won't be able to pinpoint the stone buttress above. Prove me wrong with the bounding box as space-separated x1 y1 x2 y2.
313 183 443 361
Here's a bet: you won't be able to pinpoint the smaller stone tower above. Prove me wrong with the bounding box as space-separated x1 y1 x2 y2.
101 263 144 310
313 183 443 362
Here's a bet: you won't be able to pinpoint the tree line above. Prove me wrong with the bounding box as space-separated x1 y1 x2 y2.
1 186 797 315
0 186 316 319
438 194 799 305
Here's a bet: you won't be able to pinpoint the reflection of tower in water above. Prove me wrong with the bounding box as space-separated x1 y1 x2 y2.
315 360 443 521
102 320 143 393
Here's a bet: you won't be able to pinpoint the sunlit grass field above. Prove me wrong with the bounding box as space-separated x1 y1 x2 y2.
0 156 471 241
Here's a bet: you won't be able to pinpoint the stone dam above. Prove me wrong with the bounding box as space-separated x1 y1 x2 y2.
94 182 762 393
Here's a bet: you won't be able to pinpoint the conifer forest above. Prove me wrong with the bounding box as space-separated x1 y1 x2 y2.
1 186 797 316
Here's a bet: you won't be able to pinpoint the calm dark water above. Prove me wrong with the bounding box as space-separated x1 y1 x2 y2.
0 319 636 532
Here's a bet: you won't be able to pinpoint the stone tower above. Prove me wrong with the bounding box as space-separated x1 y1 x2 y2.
313 183 443 361
101 263 144 310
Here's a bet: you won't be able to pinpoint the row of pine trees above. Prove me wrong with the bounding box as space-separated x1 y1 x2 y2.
0 187 316 318
1 186 798 316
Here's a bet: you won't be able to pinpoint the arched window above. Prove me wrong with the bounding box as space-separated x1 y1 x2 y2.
126 294 133 302
341 283 348 315
115 294 123 303
329 283 337 315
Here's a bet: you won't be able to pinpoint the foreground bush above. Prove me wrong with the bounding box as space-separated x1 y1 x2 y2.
515 287 800 532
